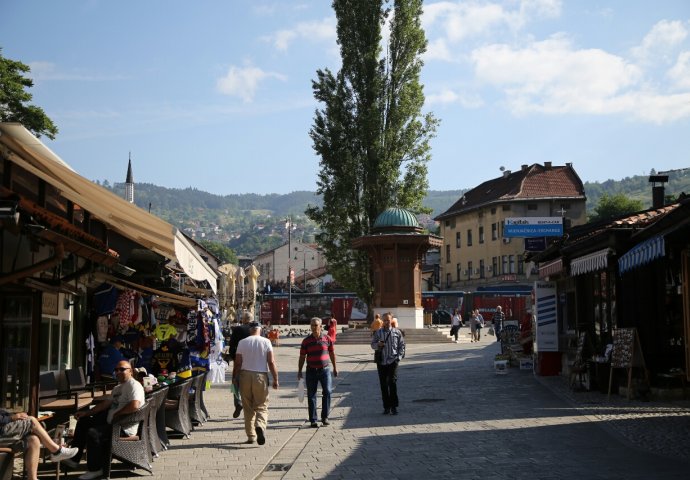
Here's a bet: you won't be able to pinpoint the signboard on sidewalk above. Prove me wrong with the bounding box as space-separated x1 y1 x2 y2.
504 217 563 238
534 281 558 352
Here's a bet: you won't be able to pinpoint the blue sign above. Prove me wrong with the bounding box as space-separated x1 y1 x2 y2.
504 217 563 238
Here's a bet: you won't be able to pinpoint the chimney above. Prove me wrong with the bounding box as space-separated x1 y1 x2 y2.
566 162 572 168
649 174 669 209
521 164 528 171
544 161 552 170
502 170 511 178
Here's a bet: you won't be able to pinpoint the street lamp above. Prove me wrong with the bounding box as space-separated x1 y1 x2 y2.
285 216 295 325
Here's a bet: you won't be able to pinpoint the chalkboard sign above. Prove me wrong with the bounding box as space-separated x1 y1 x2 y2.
608 327 649 399
611 328 635 368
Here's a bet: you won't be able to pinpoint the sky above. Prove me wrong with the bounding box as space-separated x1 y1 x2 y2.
1 0 689 196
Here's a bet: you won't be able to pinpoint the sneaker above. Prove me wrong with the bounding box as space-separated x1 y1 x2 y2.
61 458 80 469
391 407 398 415
78 469 103 480
322 419 330 426
256 427 265 445
233 405 243 418
310 422 319 428
50 446 79 462
382 408 390 415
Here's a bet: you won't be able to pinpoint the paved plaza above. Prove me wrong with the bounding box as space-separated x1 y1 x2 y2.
36 329 690 479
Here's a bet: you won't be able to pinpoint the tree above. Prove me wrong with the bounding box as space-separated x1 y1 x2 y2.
306 0 438 313
199 240 238 265
0 48 58 139
589 193 644 222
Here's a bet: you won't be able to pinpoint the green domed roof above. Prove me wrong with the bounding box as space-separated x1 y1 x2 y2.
373 207 421 232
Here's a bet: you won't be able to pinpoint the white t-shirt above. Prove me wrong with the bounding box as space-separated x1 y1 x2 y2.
107 377 146 436
236 335 273 373
451 314 462 327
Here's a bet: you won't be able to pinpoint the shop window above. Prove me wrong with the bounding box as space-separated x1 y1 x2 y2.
1 295 33 412
40 317 72 372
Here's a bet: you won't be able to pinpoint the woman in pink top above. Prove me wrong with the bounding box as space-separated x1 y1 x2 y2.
326 318 337 344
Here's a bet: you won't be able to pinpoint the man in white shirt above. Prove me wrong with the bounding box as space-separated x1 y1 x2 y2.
64 360 145 479
232 322 279 445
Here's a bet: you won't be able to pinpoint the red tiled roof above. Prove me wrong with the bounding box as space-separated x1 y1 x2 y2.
435 163 585 220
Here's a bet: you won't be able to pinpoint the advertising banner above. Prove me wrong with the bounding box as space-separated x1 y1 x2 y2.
504 217 563 238
534 281 558 352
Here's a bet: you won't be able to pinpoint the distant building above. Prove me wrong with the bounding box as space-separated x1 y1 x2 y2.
434 162 587 291
253 241 325 290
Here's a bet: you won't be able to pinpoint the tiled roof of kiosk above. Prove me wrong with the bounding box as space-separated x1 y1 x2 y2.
435 163 585 220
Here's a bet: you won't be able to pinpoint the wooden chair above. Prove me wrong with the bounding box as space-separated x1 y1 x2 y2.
188 372 208 426
0 439 20 480
39 372 93 422
164 378 193 438
104 402 153 479
65 366 113 399
145 386 169 458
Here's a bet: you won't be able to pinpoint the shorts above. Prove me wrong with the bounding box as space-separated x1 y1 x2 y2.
0 418 33 440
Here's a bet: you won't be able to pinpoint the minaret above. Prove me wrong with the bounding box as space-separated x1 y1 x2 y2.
125 152 134 203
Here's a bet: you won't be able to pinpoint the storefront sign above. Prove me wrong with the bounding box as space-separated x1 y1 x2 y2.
42 292 59 315
504 217 563 238
534 281 558 352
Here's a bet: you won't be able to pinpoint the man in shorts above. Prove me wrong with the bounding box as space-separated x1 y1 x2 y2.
0 408 78 480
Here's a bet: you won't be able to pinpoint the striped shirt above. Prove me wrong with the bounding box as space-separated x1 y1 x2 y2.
371 327 405 365
300 334 334 369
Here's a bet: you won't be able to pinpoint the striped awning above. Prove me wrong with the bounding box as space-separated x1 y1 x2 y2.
570 248 612 276
538 258 563 279
618 235 665 275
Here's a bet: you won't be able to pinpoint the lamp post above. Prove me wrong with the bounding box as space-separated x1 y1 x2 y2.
285 216 294 326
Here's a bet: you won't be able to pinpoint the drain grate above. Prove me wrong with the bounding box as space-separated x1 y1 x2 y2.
412 398 445 403
265 463 292 472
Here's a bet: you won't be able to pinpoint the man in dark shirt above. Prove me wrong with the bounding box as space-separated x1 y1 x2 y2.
228 311 252 418
297 317 338 428
371 312 405 415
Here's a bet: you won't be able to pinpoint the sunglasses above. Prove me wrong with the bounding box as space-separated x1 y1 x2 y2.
114 367 130 373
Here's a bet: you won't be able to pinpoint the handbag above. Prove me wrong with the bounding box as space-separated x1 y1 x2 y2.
488 326 495 336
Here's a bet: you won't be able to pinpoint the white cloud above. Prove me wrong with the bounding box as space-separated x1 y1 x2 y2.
668 51 690 89
265 17 336 52
631 20 688 65
423 0 561 45
426 88 484 108
216 65 287 103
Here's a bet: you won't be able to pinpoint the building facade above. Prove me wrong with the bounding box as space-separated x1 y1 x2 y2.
435 163 587 291
253 241 324 291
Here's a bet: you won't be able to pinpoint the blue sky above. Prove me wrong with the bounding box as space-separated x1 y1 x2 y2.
1 0 689 195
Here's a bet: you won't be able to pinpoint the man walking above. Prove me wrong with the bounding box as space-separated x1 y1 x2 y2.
297 317 338 428
371 313 405 415
228 311 252 418
64 360 145 479
232 321 279 445
494 305 505 342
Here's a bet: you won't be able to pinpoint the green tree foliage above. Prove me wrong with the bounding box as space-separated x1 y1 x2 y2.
307 0 438 311
589 193 645 222
0 49 58 139
199 240 238 264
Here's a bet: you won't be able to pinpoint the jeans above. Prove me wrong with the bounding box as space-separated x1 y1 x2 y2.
71 410 112 472
376 361 399 409
305 367 332 423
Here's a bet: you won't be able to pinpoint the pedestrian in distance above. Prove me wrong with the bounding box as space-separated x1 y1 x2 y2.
228 311 252 419
297 317 338 428
65 360 146 480
0 409 78 480
326 317 338 344
232 321 279 446
473 309 484 341
371 312 405 415
494 306 506 343
450 310 462 343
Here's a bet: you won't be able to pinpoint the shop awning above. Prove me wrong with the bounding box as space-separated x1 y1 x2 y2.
570 248 612 276
618 235 665 275
0 123 217 293
538 258 563 279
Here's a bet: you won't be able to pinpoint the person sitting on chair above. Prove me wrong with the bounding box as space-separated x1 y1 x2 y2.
1 408 78 480
62 360 146 480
